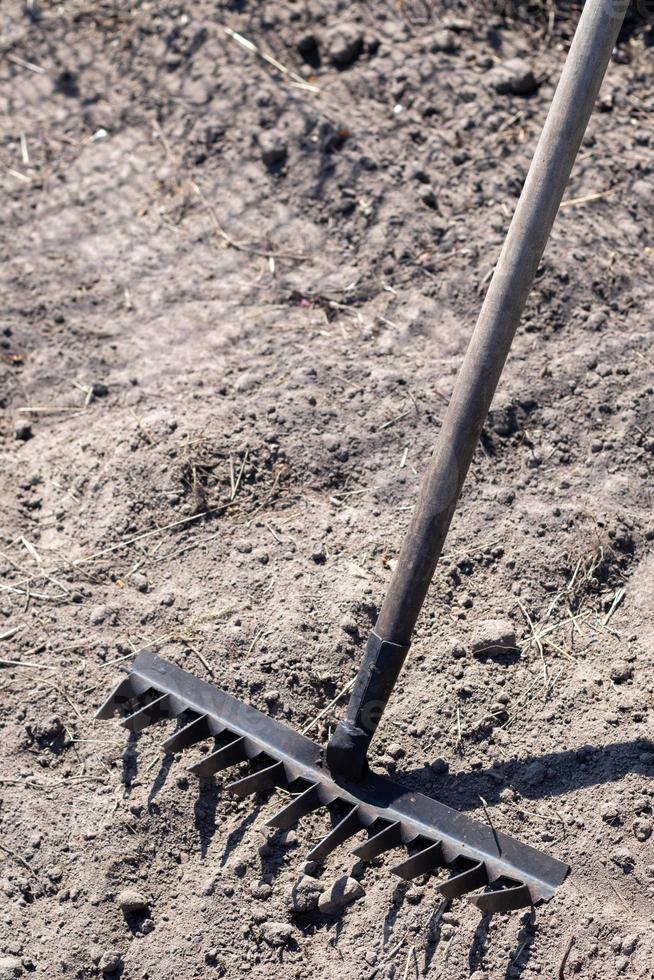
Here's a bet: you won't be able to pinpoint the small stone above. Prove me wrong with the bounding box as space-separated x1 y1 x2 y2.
98 950 123 974
622 934 639 955
91 381 109 398
610 661 633 684
14 421 33 442
89 605 108 626
611 847 635 872
130 572 148 593
615 955 629 973
470 619 517 657
116 887 149 913
318 875 365 914
259 132 287 169
449 641 466 659
288 875 324 912
140 918 155 934
326 23 364 67
250 880 272 900
339 615 359 637
524 761 546 787
486 58 538 96
405 887 423 905
430 30 458 53
599 801 621 823
633 817 652 842
499 787 516 803
0 958 23 980
386 742 405 760
261 921 293 947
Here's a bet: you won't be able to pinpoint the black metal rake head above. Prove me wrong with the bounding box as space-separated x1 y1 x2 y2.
97 652 568 915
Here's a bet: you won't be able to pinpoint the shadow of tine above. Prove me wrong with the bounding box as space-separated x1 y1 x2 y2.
194 776 220 859
147 752 175 813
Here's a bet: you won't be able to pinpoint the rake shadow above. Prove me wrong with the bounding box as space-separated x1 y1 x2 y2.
121 730 139 796
218 801 263 868
401 739 654 813
147 752 175 815
194 776 221 859
383 881 408 947
504 909 538 979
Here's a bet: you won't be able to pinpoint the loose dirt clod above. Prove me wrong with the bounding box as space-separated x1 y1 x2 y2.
317 875 365 915
116 888 149 913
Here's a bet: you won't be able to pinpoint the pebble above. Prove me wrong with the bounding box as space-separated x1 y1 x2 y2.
326 23 364 67
98 950 123 974
611 847 635 872
318 875 365 914
259 132 287 169
633 817 652 842
140 918 155 935
524 761 546 787
430 29 458 53
386 741 405 760
622 934 639 955
116 888 149 913
130 572 148 593
470 619 517 657
91 381 109 398
249 880 272 900
599 800 621 823
261 921 293 947
288 874 324 912
610 661 633 683
14 421 33 442
89 605 108 626
485 58 538 96
0 958 23 980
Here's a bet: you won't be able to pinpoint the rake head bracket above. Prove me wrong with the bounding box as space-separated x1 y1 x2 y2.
97 651 569 914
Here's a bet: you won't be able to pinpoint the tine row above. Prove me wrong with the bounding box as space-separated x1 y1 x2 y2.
121 692 187 733
163 714 220 754
95 675 153 719
96 675 535 913
267 783 323 830
190 736 260 777
306 806 362 861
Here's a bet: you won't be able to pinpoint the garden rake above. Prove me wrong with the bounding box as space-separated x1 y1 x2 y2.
97 0 626 913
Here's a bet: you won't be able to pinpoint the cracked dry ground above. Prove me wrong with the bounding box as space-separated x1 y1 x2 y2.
1 2 654 979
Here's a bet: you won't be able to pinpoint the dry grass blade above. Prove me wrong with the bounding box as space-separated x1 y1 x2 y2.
223 26 319 92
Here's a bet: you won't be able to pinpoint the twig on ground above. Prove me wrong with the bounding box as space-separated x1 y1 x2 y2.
0 841 37 878
223 27 319 92
557 934 574 979
301 677 356 734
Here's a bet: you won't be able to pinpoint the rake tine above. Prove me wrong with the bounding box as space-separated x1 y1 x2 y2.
306 805 363 862
351 820 404 861
468 881 533 914
95 675 151 720
163 714 217 754
390 839 444 881
266 782 324 830
437 860 489 900
120 693 185 733
189 736 256 777
227 761 286 798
